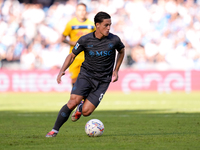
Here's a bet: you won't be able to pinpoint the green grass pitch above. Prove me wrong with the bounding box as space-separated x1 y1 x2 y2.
0 92 200 150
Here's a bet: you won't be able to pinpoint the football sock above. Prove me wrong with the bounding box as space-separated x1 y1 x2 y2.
53 104 72 131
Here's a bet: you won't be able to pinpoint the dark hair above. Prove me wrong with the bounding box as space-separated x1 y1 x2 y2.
94 11 111 25
77 3 87 9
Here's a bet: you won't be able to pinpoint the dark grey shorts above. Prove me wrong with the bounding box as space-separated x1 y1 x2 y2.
71 74 110 107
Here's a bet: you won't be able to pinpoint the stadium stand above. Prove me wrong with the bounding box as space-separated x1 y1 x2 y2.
0 0 200 70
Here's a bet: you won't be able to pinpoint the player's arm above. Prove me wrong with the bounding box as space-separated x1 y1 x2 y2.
62 35 76 46
57 37 84 83
112 48 125 82
57 53 76 84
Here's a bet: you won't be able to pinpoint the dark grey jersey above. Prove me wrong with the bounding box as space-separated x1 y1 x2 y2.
72 32 125 82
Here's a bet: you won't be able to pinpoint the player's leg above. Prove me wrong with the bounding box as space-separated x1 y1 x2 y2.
82 81 110 117
70 74 92 121
71 75 84 122
82 99 96 116
71 99 84 121
46 94 83 137
69 61 85 121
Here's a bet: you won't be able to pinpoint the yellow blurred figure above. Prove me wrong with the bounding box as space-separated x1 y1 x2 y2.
62 3 95 84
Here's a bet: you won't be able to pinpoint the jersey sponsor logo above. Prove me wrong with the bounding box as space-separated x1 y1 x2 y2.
89 50 112 57
74 43 80 50
76 31 91 37
89 50 95 56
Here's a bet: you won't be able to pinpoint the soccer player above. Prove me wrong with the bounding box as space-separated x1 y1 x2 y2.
62 3 95 85
62 3 95 121
46 11 125 137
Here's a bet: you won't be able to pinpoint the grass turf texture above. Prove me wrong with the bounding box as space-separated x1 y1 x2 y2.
0 92 200 150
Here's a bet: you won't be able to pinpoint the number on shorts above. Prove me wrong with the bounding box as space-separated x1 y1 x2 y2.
99 93 104 102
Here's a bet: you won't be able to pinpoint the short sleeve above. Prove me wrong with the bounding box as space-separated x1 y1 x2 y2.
116 36 125 52
62 22 71 36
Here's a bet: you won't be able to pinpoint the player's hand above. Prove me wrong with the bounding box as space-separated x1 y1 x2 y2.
112 71 118 82
57 72 65 84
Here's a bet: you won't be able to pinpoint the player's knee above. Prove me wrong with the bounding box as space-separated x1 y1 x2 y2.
67 100 77 110
67 95 82 110
82 112 92 117
82 109 92 116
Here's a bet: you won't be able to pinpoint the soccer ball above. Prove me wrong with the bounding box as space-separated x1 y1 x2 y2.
85 119 104 137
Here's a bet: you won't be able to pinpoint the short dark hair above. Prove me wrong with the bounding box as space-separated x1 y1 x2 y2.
77 3 87 9
94 11 111 25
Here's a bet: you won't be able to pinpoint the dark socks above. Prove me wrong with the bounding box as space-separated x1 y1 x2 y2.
53 104 72 131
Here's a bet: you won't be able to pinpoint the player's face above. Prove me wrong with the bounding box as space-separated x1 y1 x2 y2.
97 19 111 37
76 5 87 21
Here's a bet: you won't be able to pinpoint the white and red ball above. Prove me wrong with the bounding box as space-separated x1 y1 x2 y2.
85 119 104 137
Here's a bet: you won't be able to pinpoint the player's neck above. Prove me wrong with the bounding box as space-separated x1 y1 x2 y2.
77 17 87 22
94 31 105 39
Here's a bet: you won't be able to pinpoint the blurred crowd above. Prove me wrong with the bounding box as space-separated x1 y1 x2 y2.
0 0 200 70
